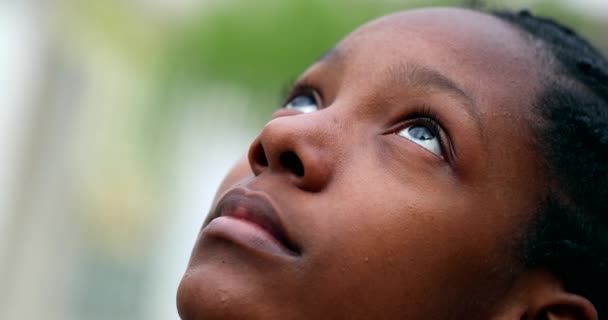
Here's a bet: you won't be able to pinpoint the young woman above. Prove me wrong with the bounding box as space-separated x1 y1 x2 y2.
177 7 608 319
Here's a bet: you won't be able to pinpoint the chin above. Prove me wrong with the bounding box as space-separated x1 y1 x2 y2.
176 261 290 320
177 265 242 320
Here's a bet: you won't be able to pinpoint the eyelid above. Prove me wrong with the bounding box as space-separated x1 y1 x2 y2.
281 82 324 109
392 115 454 163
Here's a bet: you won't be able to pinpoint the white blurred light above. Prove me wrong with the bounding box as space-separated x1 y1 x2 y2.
0 2 46 257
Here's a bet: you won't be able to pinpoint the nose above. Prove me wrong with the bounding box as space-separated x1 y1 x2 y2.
247 113 336 192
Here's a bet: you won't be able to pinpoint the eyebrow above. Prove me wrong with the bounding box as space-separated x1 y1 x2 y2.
387 64 481 125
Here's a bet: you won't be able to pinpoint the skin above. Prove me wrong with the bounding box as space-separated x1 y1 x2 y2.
177 8 549 320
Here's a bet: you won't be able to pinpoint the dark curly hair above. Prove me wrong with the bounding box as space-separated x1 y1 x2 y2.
490 9 608 318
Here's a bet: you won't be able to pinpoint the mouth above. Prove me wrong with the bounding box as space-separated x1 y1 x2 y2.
203 188 301 257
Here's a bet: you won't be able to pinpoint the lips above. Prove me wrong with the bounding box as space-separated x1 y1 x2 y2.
203 188 300 257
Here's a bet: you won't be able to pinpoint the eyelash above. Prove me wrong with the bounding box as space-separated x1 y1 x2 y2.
396 104 453 161
280 81 323 109
405 105 443 136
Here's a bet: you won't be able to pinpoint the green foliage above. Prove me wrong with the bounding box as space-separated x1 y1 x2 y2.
167 1 457 97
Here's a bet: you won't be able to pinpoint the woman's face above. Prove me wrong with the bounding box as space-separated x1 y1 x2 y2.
178 8 546 320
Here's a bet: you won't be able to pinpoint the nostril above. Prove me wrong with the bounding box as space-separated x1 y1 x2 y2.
253 144 269 167
280 152 304 177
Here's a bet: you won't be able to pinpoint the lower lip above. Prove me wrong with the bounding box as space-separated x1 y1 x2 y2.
203 216 296 258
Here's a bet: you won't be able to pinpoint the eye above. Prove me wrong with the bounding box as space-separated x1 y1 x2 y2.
397 121 443 157
284 92 320 113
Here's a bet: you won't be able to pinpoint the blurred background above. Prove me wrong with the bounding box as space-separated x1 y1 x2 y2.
0 0 606 319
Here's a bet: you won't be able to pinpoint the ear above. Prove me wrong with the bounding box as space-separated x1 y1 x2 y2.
493 269 597 320
528 288 598 320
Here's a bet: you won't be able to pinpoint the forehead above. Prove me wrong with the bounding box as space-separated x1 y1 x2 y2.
319 8 542 118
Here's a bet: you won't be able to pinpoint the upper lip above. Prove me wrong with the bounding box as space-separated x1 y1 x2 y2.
207 188 301 255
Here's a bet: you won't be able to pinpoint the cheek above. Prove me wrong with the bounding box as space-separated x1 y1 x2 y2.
307 169 522 318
